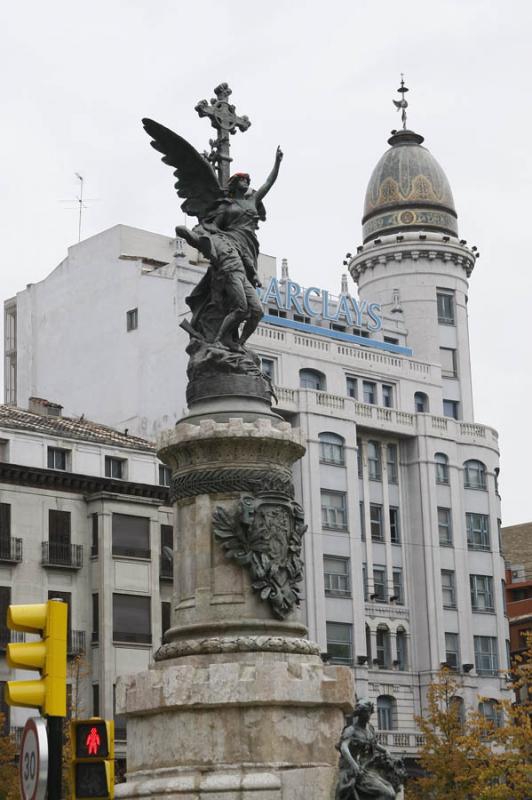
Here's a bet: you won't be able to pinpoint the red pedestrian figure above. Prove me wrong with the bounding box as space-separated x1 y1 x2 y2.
86 726 101 755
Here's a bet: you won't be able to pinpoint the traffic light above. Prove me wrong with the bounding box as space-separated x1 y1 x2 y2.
71 718 115 799
5 599 67 716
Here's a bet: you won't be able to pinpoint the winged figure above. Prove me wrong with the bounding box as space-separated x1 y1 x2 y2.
142 118 283 351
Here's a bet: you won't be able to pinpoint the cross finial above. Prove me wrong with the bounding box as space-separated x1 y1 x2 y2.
195 82 251 188
393 75 409 130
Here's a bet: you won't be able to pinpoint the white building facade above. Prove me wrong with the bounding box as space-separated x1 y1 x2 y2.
3 121 509 761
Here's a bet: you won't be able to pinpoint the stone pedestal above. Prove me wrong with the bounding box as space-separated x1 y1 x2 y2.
115 416 354 799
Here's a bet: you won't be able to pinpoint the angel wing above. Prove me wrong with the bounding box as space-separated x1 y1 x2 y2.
142 118 222 220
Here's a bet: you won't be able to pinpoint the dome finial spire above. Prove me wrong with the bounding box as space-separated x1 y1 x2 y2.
393 74 409 130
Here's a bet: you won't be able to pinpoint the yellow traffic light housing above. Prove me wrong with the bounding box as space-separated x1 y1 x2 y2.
71 718 115 800
5 599 67 717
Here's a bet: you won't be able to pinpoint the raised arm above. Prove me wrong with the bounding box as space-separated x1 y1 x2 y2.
255 146 283 203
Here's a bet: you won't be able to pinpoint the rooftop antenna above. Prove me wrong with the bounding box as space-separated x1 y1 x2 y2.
393 75 409 130
75 173 84 242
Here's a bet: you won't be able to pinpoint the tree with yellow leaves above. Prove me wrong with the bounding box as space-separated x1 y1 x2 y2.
0 713 18 800
407 635 532 800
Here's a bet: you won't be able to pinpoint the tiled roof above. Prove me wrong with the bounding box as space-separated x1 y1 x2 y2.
0 405 155 452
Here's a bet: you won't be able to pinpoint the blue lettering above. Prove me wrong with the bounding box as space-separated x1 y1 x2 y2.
349 297 364 327
336 295 354 326
284 280 304 315
367 302 383 332
321 290 339 322
261 276 283 307
303 287 321 317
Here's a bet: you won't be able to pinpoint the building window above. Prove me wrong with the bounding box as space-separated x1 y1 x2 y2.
396 628 408 670
113 685 127 740
387 444 398 483
376 627 392 669
105 456 126 480
323 556 351 596
161 601 171 640
377 695 396 729
474 636 499 676
0 503 11 556
464 460 487 490
470 574 495 612
359 502 365 540
159 464 172 487
438 507 452 546
346 376 357 399
319 432 345 465
441 570 456 608
392 568 404 604
466 513 490 551
384 336 399 345
367 441 382 480
160 524 174 579
382 384 394 408
112 514 150 559
91 513 98 558
92 684 100 717
300 368 326 391
48 509 72 564
372 567 387 603
326 622 352 665
443 399 459 419
0 586 11 649
259 357 275 381
92 594 99 644
113 594 151 644
362 564 369 601
435 452 449 484
414 391 428 413
389 507 400 544
370 504 383 542
357 439 363 478
445 632 460 670
478 700 503 728
437 290 455 325
440 348 458 378
321 491 347 530
47 447 69 471
363 381 376 405
126 308 138 331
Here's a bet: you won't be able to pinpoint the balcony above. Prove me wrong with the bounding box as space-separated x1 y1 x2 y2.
376 730 425 754
68 629 86 656
159 556 173 581
42 542 83 569
0 537 23 563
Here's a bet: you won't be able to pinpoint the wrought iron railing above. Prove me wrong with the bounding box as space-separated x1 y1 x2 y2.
0 537 23 563
42 542 83 568
68 630 86 656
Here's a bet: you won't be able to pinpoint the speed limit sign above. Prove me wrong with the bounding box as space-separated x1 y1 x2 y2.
19 717 48 800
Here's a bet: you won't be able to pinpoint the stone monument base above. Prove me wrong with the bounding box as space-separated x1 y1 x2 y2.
115 649 353 799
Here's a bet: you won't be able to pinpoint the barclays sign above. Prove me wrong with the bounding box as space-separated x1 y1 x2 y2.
258 277 382 332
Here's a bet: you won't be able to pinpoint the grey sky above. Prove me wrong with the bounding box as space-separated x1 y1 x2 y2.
1 0 530 524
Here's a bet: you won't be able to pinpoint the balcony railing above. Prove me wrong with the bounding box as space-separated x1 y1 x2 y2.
68 630 86 656
159 556 173 580
376 731 425 752
0 628 25 650
0 537 23 563
42 542 83 569
9 726 24 747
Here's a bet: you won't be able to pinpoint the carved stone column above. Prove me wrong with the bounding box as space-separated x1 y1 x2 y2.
116 415 354 799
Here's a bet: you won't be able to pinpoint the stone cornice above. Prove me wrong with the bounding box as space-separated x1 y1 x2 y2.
0 462 171 503
349 234 477 281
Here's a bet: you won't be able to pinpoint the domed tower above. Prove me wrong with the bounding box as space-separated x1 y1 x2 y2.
349 81 478 421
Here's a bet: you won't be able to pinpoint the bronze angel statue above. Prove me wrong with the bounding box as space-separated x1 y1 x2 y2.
142 118 283 353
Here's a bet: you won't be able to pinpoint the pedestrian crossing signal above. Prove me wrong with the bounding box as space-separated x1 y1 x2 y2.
71 718 114 799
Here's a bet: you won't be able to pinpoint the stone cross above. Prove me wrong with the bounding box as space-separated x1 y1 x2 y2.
195 83 251 188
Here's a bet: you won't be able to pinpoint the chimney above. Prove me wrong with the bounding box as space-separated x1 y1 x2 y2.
28 397 63 418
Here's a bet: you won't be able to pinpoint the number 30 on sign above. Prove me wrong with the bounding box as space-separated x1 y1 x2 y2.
19 717 48 800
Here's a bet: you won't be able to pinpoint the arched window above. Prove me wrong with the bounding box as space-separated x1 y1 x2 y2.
478 699 503 728
299 368 326 391
377 695 397 730
319 432 345 465
464 460 487 490
450 696 465 726
396 627 408 671
414 391 429 413
435 452 449 484
376 625 392 669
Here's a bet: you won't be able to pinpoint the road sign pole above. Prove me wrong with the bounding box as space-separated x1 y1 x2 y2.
47 715 63 800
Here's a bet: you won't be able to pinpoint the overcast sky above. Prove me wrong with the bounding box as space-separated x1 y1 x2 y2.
1 0 530 525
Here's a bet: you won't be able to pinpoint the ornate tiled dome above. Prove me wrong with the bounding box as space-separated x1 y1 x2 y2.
362 129 458 243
